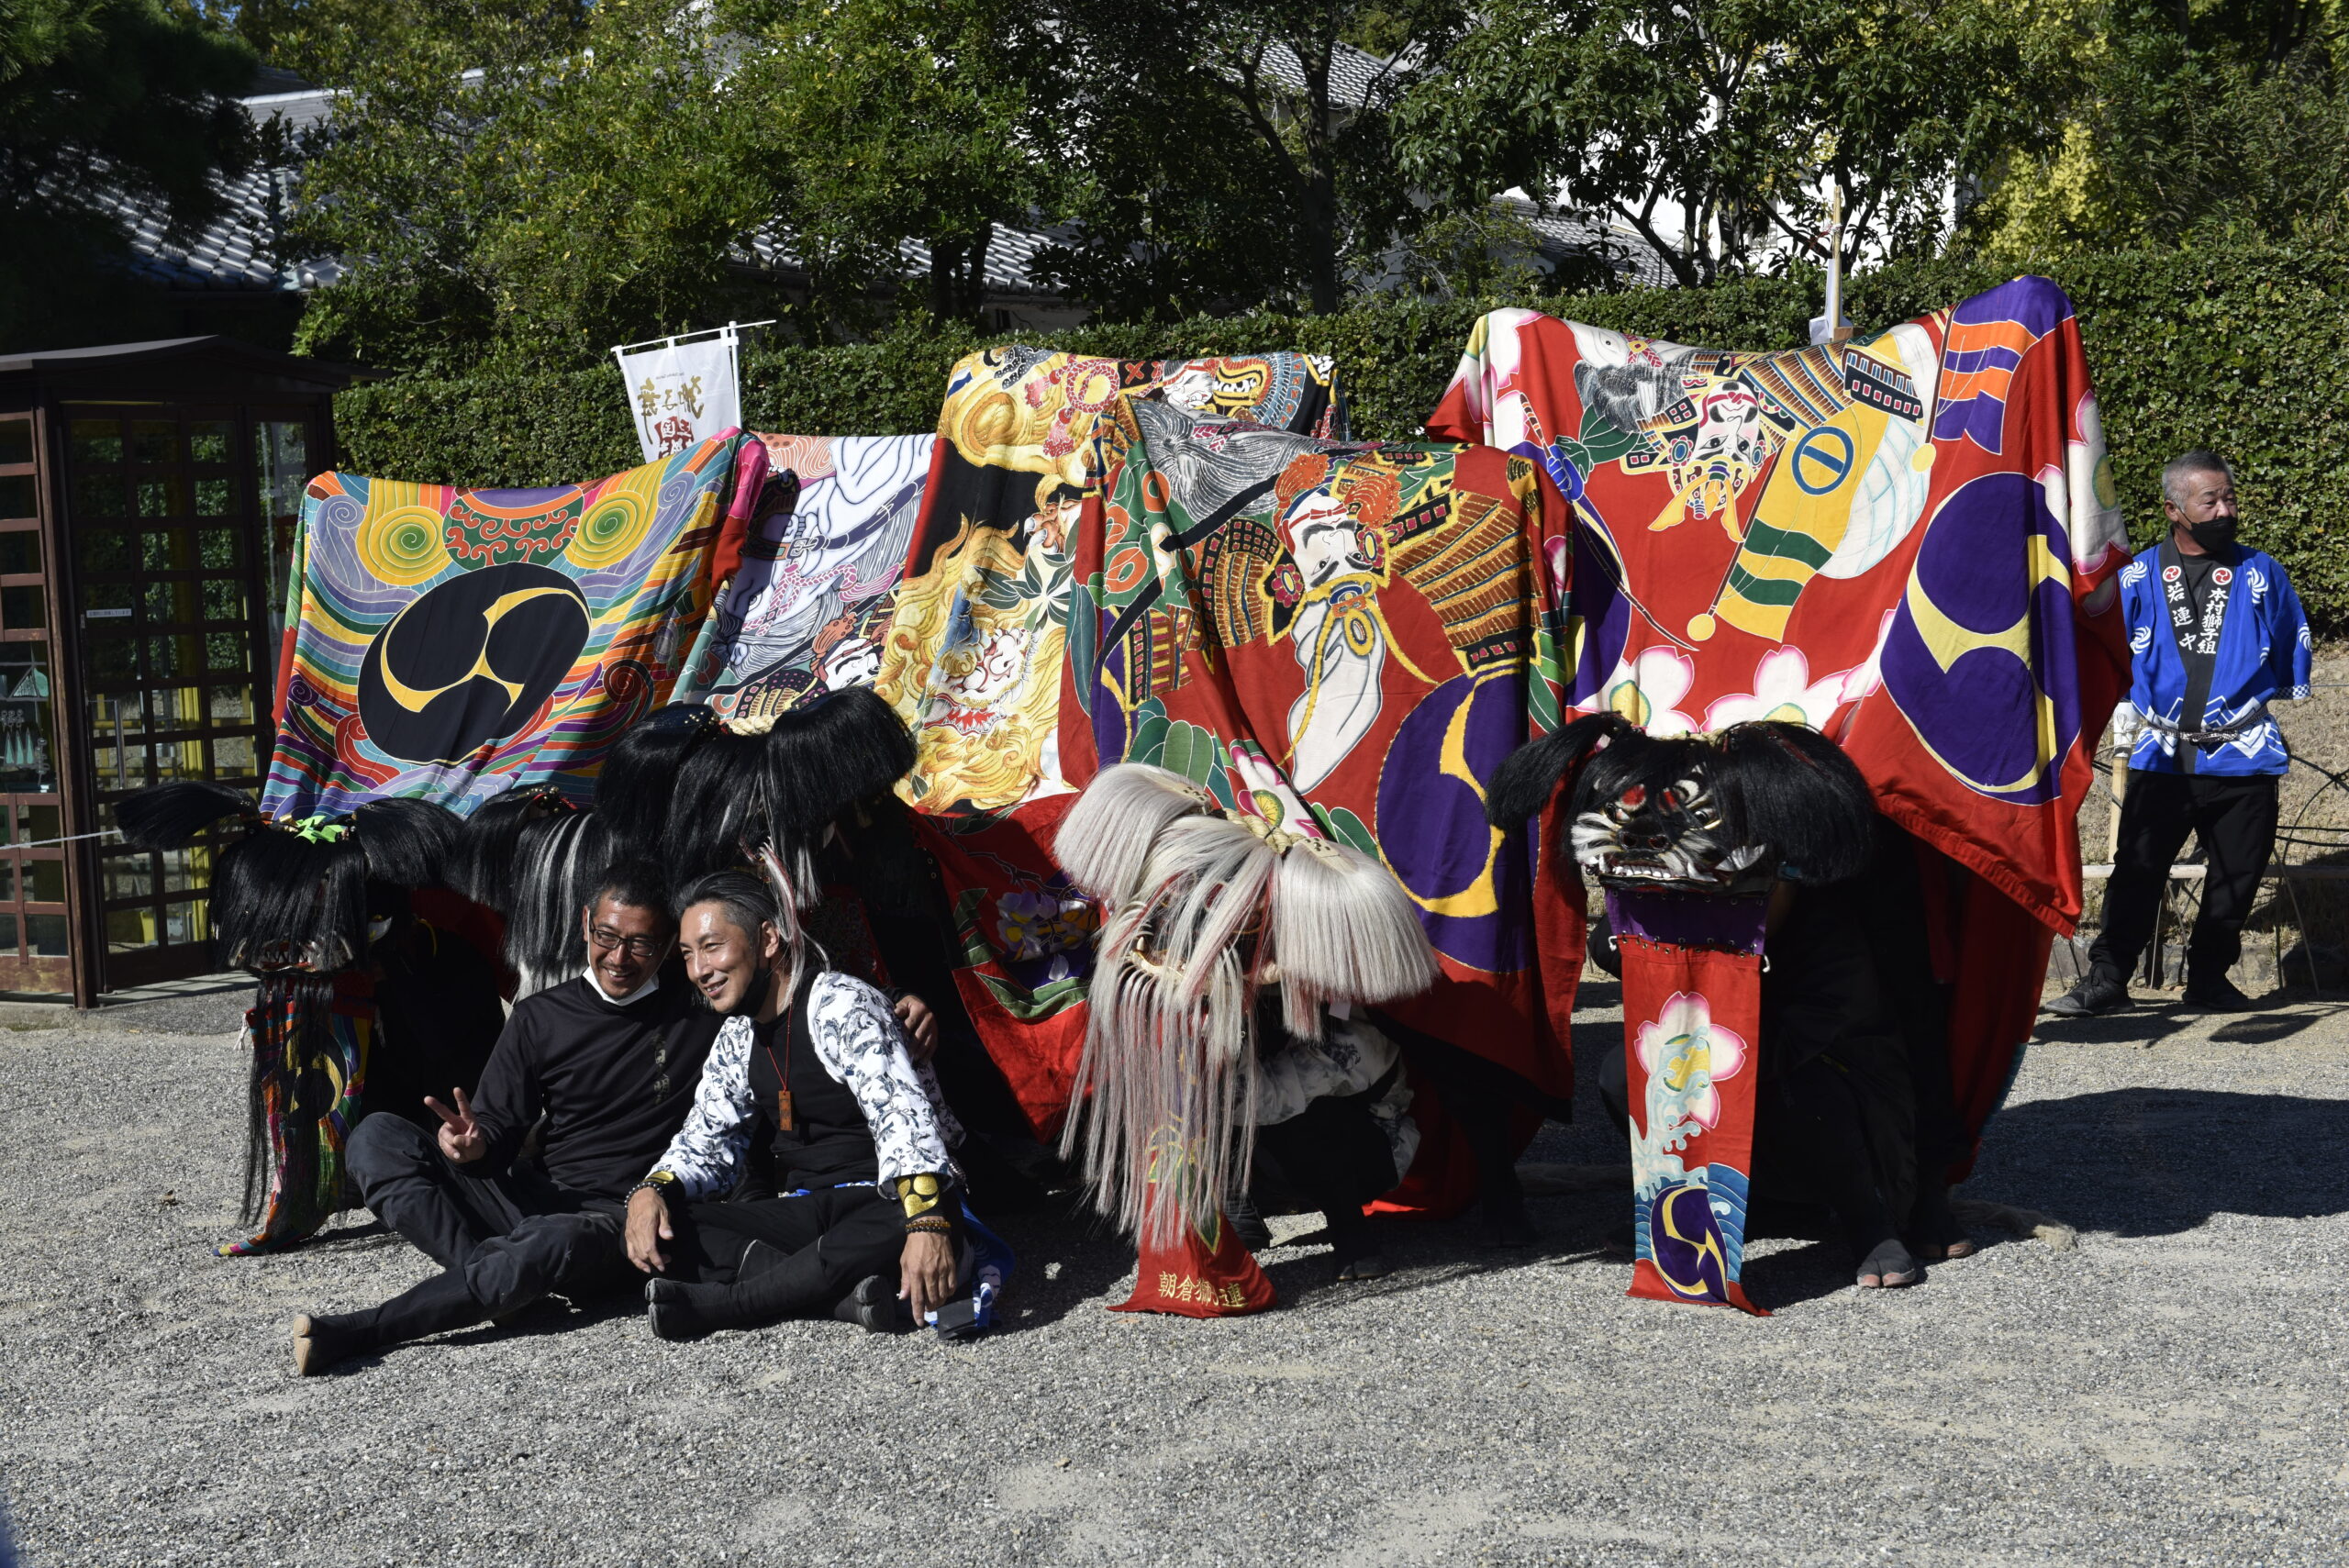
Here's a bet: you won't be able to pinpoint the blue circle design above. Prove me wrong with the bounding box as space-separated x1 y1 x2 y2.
1791 427 1856 495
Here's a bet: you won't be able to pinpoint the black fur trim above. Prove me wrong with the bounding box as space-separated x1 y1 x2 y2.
762 686 915 835
212 830 366 973
1485 711 1636 827
352 797 462 889
664 727 769 883
453 785 572 910
595 704 718 861
1709 721 1876 884
115 780 258 850
504 810 614 992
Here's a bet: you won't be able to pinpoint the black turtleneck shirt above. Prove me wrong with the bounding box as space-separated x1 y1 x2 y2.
467 966 720 1199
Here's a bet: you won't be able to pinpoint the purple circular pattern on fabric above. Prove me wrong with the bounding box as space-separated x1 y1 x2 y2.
1880 472 2081 806
1375 672 1531 973
1647 1182 1730 1303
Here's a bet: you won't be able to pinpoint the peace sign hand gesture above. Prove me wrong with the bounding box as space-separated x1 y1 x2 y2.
424 1087 487 1165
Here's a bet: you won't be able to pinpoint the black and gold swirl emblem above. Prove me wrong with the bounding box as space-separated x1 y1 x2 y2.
357 562 591 764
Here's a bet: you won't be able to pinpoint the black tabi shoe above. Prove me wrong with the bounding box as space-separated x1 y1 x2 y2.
2043 973 2129 1017
292 1312 368 1376
829 1275 905 1334
2181 975 2257 1013
644 1276 712 1342
1325 1215 1389 1282
1855 1237 1923 1290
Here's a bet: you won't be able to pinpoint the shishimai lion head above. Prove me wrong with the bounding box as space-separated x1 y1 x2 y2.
1485 711 1876 893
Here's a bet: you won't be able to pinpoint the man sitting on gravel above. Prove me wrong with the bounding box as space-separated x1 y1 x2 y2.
624 871 967 1338
294 860 712 1374
2047 450 2312 1018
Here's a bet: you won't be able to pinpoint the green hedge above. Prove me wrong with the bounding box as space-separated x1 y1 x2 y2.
332 242 2349 624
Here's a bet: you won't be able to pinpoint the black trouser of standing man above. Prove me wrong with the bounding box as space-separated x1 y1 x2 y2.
2088 772 2279 1000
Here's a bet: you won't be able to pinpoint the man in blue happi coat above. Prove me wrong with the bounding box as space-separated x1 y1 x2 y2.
2050 450 2312 1017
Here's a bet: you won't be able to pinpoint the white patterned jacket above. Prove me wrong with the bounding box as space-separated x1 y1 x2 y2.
649 972 962 1200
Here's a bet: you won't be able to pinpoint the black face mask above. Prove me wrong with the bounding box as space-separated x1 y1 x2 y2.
2187 517 2238 554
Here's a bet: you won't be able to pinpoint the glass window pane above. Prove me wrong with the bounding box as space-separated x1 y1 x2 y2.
0 860 17 901
0 530 42 576
1 585 44 630
19 804 59 844
129 420 178 464
105 907 153 953
0 647 53 792
208 684 254 726
136 478 187 519
0 914 20 952
166 900 205 946
78 530 130 573
195 477 233 517
0 475 31 518
189 422 232 464
28 913 66 954
74 473 123 519
205 631 246 674
28 860 64 903
81 582 132 618
160 845 211 893
213 733 254 773
197 528 238 569
154 686 204 730
146 638 184 679
140 530 194 571
202 579 245 622
144 581 186 624
103 854 153 900
70 420 120 465
0 421 29 466
88 637 135 678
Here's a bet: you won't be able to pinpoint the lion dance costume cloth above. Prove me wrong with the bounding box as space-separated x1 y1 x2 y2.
870 351 1347 1141
1431 277 2131 1162
1440 277 2131 1307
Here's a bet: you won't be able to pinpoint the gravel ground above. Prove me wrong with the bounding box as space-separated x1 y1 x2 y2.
7 982 2349 1568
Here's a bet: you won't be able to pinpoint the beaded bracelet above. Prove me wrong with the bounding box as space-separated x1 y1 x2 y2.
903 1213 952 1236
625 1175 674 1206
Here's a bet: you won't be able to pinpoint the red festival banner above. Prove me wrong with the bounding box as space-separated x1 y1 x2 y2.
1609 890 1768 1316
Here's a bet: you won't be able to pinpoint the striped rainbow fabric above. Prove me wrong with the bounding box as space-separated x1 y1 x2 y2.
261 433 763 818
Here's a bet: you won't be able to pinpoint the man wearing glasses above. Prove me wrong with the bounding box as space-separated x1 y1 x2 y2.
295 860 709 1373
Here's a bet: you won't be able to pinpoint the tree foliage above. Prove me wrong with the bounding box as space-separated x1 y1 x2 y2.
1392 0 2059 287
717 0 1065 333
1967 0 2349 255
0 0 257 351
1040 0 1470 317
286 0 793 374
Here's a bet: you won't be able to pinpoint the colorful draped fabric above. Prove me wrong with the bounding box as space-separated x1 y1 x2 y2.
262 435 763 817
1061 399 1583 1105
1609 891 1767 1316
877 350 1343 1133
1426 277 2132 1152
220 974 373 1257
674 434 933 718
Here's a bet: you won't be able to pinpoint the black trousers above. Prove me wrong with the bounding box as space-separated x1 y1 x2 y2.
346 1112 631 1325
2090 772 2280 986
664 1185 907 1328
